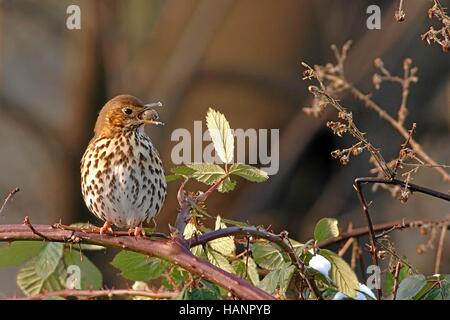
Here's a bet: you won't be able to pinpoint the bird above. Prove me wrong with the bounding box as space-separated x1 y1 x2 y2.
81 94 167 236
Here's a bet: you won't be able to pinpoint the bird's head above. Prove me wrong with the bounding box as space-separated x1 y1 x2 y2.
93 94 163 138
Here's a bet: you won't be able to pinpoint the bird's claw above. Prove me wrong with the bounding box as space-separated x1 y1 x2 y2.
98 222 114 235
128 227 146 237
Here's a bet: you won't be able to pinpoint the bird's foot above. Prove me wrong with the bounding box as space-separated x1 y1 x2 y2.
98 222 114 235
128 227 146 237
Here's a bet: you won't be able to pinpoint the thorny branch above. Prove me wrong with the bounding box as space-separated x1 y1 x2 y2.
0 222 274 300
12 289 179 300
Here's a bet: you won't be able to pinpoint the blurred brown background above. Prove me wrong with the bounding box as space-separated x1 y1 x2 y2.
0 0 449 296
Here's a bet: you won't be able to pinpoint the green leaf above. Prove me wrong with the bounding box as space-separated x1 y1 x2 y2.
111 251 169 281
179 287 220 300
229 163 268 182
207 250 235 274
206 108 234 164
217 176 236 193
279 263 296 295
165 174 182 183
35 243 64 279
187 163 226 185
320 249 359 298
397 275 427 300
252 242 286 270
232 257 260 286
209 216 235 256
183 222 206 257
258 263 294 296
383 265 412 296
423 282 450 300
171 166 196 177
64 250 102 289
17 259 65 296
258 269 281 294
314 218 339 242
220 218 249 227
0 241 45 267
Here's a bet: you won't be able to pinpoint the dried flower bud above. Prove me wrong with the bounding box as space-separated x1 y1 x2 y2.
374 58 384 68
372 73 382 90
331 149 341 158
336 125 347 137
416 246 424 255
340 155 349 165
352 147 363 156
399 189 410 203
403 58 412 70
419 226 429 236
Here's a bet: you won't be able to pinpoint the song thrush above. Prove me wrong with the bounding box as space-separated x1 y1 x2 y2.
81 95 167 236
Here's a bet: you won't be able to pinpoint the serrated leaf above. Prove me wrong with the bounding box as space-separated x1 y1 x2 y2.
64 250 102 289
111 251 169 281
397 275 427 300
229 163 268 182
207 250 235 274
17 259 65 296
232 257 260 286
35 243 64 279
187 163 226 185
209 216 235 256
258 263 293 296
252 243 286 270
183 222 205 257
0 241 45 267
170 166 196 177
217 177 236 193
320 249 359 298
314 218 339 242
206 108 234 164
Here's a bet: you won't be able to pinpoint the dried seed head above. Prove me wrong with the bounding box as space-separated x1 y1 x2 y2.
352 147 363 156
399 189 410 203
340 155 349 165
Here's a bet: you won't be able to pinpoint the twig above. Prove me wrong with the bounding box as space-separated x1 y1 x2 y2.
317 218 450 248
434 222 448 274
13 288 179 300
392 261 402 300
395 0 406 22
353 176 450 299
0 187 20 217
23 216 51 241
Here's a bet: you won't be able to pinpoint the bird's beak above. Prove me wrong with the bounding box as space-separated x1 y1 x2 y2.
139 102 164 126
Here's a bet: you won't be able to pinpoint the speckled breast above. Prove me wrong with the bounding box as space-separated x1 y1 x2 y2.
81 129 166 228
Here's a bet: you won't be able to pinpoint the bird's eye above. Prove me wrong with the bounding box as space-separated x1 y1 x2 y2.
122 107 133 115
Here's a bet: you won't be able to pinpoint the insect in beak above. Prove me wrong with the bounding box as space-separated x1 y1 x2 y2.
139 102 164 126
